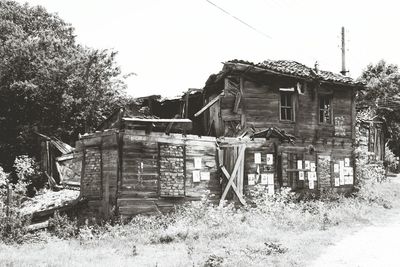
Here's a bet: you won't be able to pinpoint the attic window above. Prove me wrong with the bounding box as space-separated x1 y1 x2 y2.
319 95 332 124
280 92 294 121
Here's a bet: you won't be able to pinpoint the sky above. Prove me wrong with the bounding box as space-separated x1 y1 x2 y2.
16 0 400 97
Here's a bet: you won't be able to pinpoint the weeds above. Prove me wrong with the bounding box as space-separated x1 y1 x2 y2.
204 254 224 267
2 168 400 266
48 211 78 239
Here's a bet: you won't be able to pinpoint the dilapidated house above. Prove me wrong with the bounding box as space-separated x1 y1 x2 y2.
196 59 364 190
74 59 366 218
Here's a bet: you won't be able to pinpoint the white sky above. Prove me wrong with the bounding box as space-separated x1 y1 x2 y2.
16 0 400 97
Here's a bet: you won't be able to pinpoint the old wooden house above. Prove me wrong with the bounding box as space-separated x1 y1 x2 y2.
75 59 365 218
196 59 365 191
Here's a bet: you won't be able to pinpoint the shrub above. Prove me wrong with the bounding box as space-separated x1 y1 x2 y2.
355 178 397 208
0 206 31 244
13 155 44 197
48 211 79 239
264 241 288 255
0 166 31 244
204 254 224 267
385 145 399 173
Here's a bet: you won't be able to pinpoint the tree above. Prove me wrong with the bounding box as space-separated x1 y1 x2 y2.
358 60 400 156
0 1 130 170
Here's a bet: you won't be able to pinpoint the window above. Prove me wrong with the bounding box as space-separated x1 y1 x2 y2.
280 92 294 121
319 95 332 124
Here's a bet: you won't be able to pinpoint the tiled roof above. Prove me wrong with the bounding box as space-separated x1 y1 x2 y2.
226 59 364 86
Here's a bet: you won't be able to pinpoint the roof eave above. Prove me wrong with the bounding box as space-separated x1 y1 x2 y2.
224 61 364 88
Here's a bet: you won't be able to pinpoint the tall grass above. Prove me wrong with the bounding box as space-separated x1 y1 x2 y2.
50 180 400 266
1 177 400 266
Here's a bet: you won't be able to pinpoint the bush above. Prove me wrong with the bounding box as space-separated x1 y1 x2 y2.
385 145 399 173
0 207 31 244
13 155 44 197
48 211 79 239
204 254 224 267
0 166 31 244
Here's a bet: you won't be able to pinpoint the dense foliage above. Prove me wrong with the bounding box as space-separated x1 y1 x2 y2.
358 60 400 156
0 167 31 244
0 1 130 170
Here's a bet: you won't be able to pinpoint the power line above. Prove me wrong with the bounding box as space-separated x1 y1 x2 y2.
204 0 272 40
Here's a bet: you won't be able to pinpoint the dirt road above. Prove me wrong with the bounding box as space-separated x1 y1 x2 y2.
311 210 400 267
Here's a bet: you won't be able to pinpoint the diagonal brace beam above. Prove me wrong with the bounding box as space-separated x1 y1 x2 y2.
220 166 246 205
220 145 246 204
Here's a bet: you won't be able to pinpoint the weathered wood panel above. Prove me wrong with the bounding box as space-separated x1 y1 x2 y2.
216 77 355 145
118 131 221 216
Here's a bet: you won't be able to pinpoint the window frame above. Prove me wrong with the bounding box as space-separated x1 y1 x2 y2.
279 91 295 122
318 94 333 125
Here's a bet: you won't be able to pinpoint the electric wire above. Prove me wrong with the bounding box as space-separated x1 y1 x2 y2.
204 0 272 39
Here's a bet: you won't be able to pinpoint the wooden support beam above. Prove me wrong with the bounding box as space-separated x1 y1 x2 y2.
220 145 246 204
286 168 309 172
207 120 215 136
194 93 223 117
122 118 192 123
165 115 180 135
44 171 56 188
221 166 246 205
233 91 242 114
185 91 190 118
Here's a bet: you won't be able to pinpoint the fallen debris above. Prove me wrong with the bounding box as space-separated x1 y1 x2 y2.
20 189 80 216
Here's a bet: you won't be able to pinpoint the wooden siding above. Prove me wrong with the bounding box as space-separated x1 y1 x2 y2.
209 77 355 143
118 131 220 216
78 130 355 218
77 131 119 219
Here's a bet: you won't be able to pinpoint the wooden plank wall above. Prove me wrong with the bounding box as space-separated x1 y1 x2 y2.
118 131 219 216
278 140 354 192
212 76 356 192
214 77 354 141
77 130 119 219
241 139 277 196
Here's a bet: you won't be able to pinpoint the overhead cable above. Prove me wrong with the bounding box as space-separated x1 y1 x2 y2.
204 0 272 39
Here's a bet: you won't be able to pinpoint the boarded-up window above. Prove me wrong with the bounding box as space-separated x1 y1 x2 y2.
159 143 185 197
280 92 294 121
82 147 102 199
317 155 331 188
281 152 318 190
319 95 332 124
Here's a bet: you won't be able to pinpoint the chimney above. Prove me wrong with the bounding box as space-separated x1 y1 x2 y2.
314 61 319 73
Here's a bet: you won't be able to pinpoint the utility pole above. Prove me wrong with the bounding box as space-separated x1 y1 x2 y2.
340 26 348 75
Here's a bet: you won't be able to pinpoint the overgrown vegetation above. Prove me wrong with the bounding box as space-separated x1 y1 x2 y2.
12 155 45 197
1 172 399 266
0 167 31 244
0 0 131 170
358 60 400 157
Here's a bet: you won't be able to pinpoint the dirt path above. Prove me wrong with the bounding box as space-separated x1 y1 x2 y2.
311 210 400 267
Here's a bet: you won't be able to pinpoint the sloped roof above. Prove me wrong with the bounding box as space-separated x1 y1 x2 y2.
35 133 74 154
225 59 364 86
51 137 74 154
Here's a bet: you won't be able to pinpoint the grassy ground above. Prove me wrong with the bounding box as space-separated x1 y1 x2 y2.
1 179 400 267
